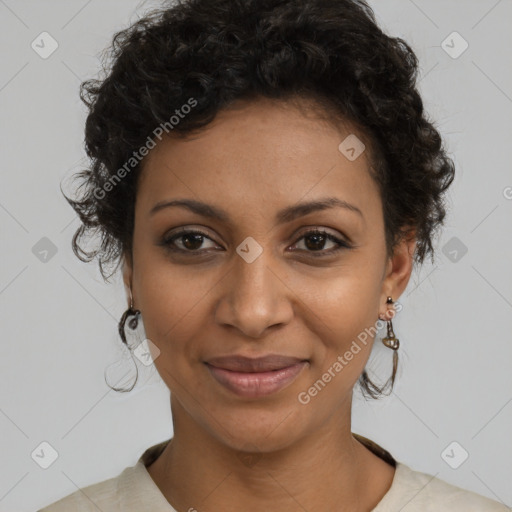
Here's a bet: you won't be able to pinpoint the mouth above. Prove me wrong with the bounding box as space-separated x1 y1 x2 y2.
204 354 309 398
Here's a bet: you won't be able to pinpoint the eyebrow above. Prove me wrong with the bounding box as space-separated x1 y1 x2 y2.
149 197 364 224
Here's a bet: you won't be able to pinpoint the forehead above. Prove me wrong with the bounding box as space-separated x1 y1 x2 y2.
136 97 381 223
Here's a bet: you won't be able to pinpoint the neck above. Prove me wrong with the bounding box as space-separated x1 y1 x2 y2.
146 397 395 512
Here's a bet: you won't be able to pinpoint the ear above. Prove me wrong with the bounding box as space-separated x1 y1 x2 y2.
122 250 134 308
380 229 416 311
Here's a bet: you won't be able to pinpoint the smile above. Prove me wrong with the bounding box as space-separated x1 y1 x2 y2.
205 361 309 398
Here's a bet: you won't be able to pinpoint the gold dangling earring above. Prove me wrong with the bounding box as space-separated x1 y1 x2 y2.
382 296 399 350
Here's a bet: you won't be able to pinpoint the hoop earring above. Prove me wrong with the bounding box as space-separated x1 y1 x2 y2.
381 296 400 391
118 290 141 346
359 297 401 399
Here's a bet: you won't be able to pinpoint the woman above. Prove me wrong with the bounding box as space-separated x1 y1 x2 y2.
39 0 508 510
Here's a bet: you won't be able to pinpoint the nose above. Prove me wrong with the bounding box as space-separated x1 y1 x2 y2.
214 250 294 339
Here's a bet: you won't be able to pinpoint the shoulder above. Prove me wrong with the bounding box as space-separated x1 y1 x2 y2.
376 461 510 511
38 439 174 511
37 464 142 512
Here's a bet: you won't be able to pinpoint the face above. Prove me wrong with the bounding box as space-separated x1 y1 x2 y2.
123 96 414 452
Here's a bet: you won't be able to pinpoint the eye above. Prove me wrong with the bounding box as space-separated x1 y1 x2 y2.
161 228 220 253
160 227 351 257
289 228 351 257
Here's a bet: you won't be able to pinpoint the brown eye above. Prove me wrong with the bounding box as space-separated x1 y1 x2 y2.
160 227 351 257
290 229 351 256
162 229 219 253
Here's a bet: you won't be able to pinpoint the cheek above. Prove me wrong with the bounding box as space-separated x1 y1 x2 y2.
300 269 382 341
132 253 216 364
294 269 383 386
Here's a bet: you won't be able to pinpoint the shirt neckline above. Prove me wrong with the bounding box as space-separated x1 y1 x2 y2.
127 433 405 511
138 433 397 468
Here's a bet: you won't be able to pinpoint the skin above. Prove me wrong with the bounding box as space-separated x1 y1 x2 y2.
122 96 416 512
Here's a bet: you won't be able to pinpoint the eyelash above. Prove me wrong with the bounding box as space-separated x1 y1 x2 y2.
161 228 351 257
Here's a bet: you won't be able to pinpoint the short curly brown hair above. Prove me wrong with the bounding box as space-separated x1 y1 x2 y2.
63 0 455 398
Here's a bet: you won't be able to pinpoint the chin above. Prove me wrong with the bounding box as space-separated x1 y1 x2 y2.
205 401 309 453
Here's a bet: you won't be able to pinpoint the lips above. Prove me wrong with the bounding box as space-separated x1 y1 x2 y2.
205 354 307 372
204 354 309 398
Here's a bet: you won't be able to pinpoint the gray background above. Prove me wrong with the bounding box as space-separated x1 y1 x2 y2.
0 0 511 510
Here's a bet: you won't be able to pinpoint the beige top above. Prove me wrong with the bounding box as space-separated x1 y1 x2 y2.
38 434 509 511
